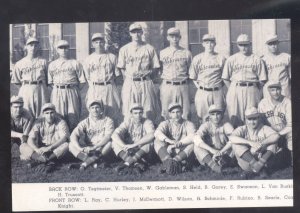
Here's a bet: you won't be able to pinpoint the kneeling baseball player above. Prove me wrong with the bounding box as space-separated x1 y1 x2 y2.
20 103 69 173
154 103 196 175
230 107 280 178
69 99 114 171
112 103 155 174
193 105 234 173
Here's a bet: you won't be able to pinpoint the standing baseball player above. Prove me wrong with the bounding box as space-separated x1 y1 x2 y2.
154 103 196 175
19 103 69 173
222 34 267 127
230 107 280 178
48 40 86 131
10 96 34 147
159 27 192 120
112 103 155 174
189 34 227 124
11 37 50 118
69 99 114 171
258 81 292 165
262 35 291 99
83 33 122 124
117 23 161 124
193 104 234 173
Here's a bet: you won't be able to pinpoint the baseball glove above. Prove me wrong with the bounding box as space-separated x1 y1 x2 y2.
164 159 182 176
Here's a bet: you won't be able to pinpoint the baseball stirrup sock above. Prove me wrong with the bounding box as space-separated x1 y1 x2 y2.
83 156 100 167
202 154 213 164
261 150 273 161
157 147 171 161
240 151 255 162
118 151 135 165
133 149 146 161
174 151 187 162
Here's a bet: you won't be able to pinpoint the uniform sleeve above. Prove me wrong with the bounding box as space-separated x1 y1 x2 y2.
285 99 292 127
221 58 232 81
57 119 70 139
224 123 234 136
114 120 129 137
263 125 277 137
23 112 34 136
189 56 198 80
256 57 267 81
186 121 196 135
186 50 193 69
196 122 209 139
150 46 160 69
28 121 40 139
104 118 115 136
117 47 126 69
231 126 245 138
11 62 22 84
47 62 54 84
76 61 86 83
154 121 169 141
71 120 86 138
82 58 90 81
112 54 121 77
144 120 155 134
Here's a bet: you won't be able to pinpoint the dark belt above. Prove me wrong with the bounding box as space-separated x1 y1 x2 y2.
199 82 224 91
166 80 187 85
23 80 43 85
132 76 148 81
55 84 73 89
236 82 256 87
93 81 111 86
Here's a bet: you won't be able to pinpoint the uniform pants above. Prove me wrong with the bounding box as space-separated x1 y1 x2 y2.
112 140 152 157
69 140 112 158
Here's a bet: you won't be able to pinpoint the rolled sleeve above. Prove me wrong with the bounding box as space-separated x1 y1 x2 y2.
154 121 168 141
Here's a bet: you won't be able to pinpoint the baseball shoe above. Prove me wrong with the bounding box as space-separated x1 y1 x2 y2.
240 171 256 180
115 163 128 173
26 161 40 169
67 163 81 170
132 166 142 175
79 165 86 172
45 161 55 173
251 159 266 173
134 162 146 172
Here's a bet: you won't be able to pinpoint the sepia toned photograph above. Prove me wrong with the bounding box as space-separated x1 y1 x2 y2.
9 19 292 184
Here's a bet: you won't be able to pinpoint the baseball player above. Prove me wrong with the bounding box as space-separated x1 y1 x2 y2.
11 37 50 118
112 103 155 174
117 23 161 124
69 99 114 171
159 27 192 120
258 81 292 165
48 40 86 131
222 34 267 127
19 103 69 172
83 33 122 125
189 34 227 124
193 104 234 173
10 96 34 147
230 107 280 178
262 35 291 99
154 103 196 175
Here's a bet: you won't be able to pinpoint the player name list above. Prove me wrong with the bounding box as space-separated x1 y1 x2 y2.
12 180 293 211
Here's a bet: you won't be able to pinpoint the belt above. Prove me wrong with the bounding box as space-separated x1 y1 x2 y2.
93 81 111 86
55 84 73 89
132 76 148 81
23 80 43 85
198 82 224 91
236 82 256 87
166 80 187 85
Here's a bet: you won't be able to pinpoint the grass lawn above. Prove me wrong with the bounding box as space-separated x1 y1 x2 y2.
10 83 293 183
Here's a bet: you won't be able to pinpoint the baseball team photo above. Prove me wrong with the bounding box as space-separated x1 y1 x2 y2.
10 19 292 183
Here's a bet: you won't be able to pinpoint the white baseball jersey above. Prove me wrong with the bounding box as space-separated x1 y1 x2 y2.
258 97 292 132
190 52 226 87
71 116 114 146
160 46 192 81
11 108 34 136
29 115 70 146
155 119 196 141
114 118 155 144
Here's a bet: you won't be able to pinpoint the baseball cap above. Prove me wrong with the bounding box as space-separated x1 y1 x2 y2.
56 40 69 48
168 102 182 112
237 34 251 45
10 96 24 104
267 81 282 89
245 107 260 119
167 27 181 36
265 34 279 44
208 104 223 113
92 33 105 41
42 103 56 112
202 34 216 42
130 103 143 112
129 23 142 32
87 99 104 109
26 37 39 45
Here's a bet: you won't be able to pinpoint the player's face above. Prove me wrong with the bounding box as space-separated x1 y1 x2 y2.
203 40 216 53
11 103 23 117
268 87 282 101
267 42 279 54
209 111 223 125
238 44 251 55
246 117 260 129
167 34 181 47
92 39 105 51
26 42 39 56
169 108 183 122
131 109 143 121
57 46 69 58
89 104 104 118
130 29 143 42
43 110 56 124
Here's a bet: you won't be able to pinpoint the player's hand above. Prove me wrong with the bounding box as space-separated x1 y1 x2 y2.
39 147 49 154
83 147 92 153
175 141 182 148
212 151 222 161
123 144 136 152
249 142 261 149
167 145 175 154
